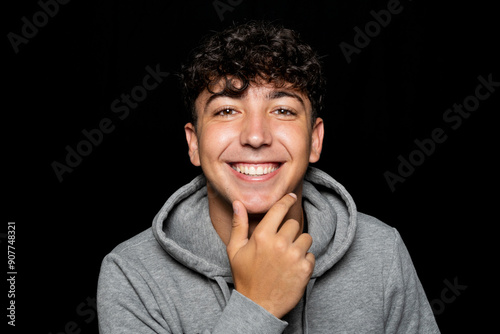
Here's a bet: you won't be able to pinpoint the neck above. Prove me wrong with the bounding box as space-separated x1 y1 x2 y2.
207 185 305 245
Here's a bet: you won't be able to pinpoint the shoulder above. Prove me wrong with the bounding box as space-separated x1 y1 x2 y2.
104 228 164 265
99 227 183 287
348 212 403 265
356 212 398 242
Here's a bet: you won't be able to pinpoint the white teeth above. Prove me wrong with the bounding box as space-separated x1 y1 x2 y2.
232 164 279 176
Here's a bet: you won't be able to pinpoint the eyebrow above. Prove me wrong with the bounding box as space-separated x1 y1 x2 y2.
266 90 305 107
204 92 240 112
203 89 305 113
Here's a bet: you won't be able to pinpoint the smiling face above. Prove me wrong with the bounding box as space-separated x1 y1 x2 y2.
185 80 324 218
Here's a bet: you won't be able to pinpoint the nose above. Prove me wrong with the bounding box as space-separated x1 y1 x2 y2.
240 112 272 148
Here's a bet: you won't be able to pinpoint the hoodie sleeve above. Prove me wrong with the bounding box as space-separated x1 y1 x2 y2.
383 230 440 334
207 290 288 334
97 253 173 334
97 253 288 334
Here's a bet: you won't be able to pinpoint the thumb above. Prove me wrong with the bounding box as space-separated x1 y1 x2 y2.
227 200 249 259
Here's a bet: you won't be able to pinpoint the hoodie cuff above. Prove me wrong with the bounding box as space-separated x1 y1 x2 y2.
212 290 288 333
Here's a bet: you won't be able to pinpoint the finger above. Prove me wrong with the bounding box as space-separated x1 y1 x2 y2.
305 252 316 266
277 219 301 243
227 200 249 259
258 193 298 234
293 233 313 253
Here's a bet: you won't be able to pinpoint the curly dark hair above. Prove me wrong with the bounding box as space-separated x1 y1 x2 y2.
179 21 326 125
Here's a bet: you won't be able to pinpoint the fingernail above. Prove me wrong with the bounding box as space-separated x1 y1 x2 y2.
288 193 297 199
232 202 239 215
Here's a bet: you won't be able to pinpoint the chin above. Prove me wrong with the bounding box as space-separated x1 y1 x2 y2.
244 205 272 215
238 194 279 215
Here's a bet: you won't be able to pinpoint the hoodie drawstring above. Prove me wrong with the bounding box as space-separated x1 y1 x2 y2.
303 278 316 334
214 276 232 308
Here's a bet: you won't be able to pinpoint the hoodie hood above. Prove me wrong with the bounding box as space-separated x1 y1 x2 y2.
152 167 357 280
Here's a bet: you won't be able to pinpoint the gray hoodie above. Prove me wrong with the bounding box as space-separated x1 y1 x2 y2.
97 167 440 333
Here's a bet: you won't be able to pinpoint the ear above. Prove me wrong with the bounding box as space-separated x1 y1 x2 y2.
184 123 201 166
309 117 324 163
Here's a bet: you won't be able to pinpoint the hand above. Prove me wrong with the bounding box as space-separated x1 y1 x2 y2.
226 193 315 319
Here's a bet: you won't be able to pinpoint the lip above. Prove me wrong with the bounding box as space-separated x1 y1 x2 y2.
227 162 283 182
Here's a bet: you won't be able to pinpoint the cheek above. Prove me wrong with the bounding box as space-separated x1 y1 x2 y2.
198 124 237 162
274 123 312 158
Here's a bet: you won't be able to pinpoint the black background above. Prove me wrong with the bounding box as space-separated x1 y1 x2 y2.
5 0 498 333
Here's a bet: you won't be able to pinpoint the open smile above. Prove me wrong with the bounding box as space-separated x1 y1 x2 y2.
228 162 283 179
231 162 281 176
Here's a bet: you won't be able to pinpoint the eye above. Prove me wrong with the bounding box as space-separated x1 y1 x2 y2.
273 108 296 116
215 108 237 117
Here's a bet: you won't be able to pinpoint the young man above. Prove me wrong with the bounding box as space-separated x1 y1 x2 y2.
97 21 440 333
